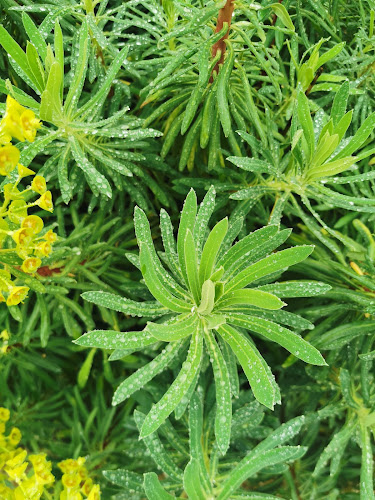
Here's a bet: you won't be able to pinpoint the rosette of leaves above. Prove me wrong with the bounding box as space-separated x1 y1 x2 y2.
104 390 308 499
76 187 327 453
138 0 297 171
229 81 375 256
0 15 169 208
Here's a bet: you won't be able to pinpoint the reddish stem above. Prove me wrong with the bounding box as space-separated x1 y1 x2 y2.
210 0 235 80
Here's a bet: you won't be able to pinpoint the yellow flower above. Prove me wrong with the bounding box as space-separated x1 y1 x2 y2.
5 462 28 482
43 229 57 244
81 478 93 496
0 144 20 176
5 449 27 468
2 96 27 142
21 257 42 274
31 175 47 195
62 472 81 489
8 427 22 447
58 458 81 474
87 484 101 500
12 227 34 246
0 407 10 421
36 241 52 257
60 492 83 500
8 200 28 224
14 477 44 499
0 128 12 145
17 164 35 178
4 184 22 200
20 109 41 142
0 330 9 340
0 292 5 303
6 286 29 306
21 215 44 234
37 191 53 212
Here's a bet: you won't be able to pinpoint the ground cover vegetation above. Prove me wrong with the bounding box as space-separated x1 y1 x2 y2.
0 0 375 498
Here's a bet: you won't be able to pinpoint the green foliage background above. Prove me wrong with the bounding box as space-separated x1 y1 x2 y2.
1 0 375 498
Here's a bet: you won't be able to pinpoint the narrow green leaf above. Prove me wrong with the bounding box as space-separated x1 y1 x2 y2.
332 111 375 160
143 473 175 499
183 459 207 500
360 425 375 500
112 340 186 405
224 246 314 294
297 91 315 163
0 25 36 87
82 291 167 318
177 189 197 284
217 324 277 409
216 289 285 310
226 313 327 366
140 243 191 313
258 281 331 297
26 42 45 92
64 19 89 113
147 314 197 342
184 230 200 304
77 348 96 389
22 13 48 61
73 329 156 350
140 327 203 437
69 136 112 197
218 225 278 271
269 3 295 31
199 218 228 285
217 446 306 500
331 80 350 126
204 328 232 455
217 42 234 137
135 412 183 482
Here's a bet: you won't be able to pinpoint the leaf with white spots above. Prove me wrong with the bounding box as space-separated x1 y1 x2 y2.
112 340 187 406
217 324 278 409
217 446 307 500
203 328 232 455
82 291 168 318
140 326 203 438
73 329 156 350
226 313 326 366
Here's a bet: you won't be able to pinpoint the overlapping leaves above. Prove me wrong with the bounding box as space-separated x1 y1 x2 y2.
76 187 328 454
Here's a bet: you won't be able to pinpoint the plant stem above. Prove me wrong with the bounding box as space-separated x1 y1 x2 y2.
211 0 235 78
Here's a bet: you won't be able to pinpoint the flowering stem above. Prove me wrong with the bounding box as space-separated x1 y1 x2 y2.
211 0 235 79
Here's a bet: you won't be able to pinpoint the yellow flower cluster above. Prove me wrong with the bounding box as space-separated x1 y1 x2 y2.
0 407 54 499
0 97 57 306
58 458 101 500
0 408 101 500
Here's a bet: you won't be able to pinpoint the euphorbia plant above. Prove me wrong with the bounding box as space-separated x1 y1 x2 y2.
76 187 328 454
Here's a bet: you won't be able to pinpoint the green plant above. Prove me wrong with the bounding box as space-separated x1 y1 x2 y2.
75 187 328 453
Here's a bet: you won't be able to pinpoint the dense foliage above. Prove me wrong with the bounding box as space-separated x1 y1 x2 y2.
1 0 375 498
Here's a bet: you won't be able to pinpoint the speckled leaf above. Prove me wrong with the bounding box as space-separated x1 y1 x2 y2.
217 324 277 409
140 327 203 438
112 340 187 406
73 329 156 350
217 446 307 500
147 314 197 342
82 291 168 318
216 289 285 311
203 329 232 455
226 313 326 366
258 281 331 297
224 246 314 293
